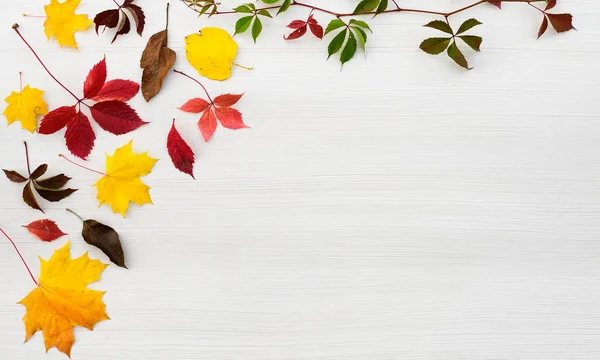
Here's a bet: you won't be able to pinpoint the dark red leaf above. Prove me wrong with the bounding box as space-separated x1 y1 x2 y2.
538 15 549 39
23 219 67 242
124 4 145 36
34 187 77 202
309 23 324 39
179 98 211 113
215 107 248 130
91 79 140 102
90 100 148 135
307 14 317 24
31 164 48 180
3 170 28 183
547 13 575 33
22 182 43 212
285 25 307 40
112 14 131 43
199 108 217 142
35 174 71 189
65 111 96 159
213 94 244 107
94 9 120 34
546 0 557 10
123 0 134 5
38 106 77 135
489 1 501 9
167 119 195 179
287 20 306 29
84 57 107 99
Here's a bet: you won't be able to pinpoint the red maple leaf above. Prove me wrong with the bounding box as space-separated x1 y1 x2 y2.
284 14 323 40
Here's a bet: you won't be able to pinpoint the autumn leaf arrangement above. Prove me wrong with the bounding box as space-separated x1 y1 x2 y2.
184 0 576 69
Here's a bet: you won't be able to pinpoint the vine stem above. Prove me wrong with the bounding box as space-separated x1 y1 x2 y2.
59 154 107 176
173 69 213 103
19 71 23 92
66 208 85 222
12 24 81 102
0 227 38 286
23 141 31 176
183 0 546 19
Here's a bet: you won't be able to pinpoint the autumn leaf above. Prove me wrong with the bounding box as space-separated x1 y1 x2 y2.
167 119 195 178
3 77 48 133
67 209 126 268
94 141 157 217
140 4 176 101
94 0 145 43
44 0 93 49
185 27 239 81
18 241 109 357
3 142 76 212
284 14 323 40
22 219 67 242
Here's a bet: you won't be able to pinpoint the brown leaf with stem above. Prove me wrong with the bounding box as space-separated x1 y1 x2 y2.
140 4 176 102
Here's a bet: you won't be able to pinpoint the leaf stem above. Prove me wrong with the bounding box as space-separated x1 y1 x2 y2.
173 69 213 103
66 208 85 222
166 3 170 30
24 141 31 176
19 71 23 92
59 154 107 176
12 24 81 102
0 227 38 286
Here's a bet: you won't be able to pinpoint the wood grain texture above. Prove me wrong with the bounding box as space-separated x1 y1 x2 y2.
1 1 599 359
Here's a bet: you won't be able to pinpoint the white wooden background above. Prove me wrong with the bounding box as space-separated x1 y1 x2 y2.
1 1 599 359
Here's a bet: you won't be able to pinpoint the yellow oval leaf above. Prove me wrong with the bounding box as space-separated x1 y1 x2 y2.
185 27 238 81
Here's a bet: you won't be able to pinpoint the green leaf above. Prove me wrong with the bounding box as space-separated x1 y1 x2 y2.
260 0 279 3
352 26 368 52
257 9 272 17
353 0 379 15
340 31 357 65
325 19 346 35
456 18 482 35
252 17 263 43
458 35 482 51
423 20 453 35
447 41 470 69
419 37 451 55
349 19 372 33
234 16 253 35
277 0 292 14
233 4 253 13
376 0 388 14
327 29 347 59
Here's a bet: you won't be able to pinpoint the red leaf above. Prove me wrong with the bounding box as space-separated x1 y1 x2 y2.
285 25 307 40
91 79 140 102
38 106 77 134
65 111 96 159
198 108 217 142
23 219 67 242
90 100 148 135
213 94 244 107
215 107 248 130
489 1 501 9
112 13 131 43
547 13 575 33
307 14 318 24
124 3 145 36
546 0 557 10
94 9 120 34
538 15 549 39
309 23 324 39
287 20 306 29
84 57 107 99
167 119 195 179
179 98 211 113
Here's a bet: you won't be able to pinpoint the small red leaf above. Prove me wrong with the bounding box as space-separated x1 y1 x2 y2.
538 15 549 39
215 107 248 130
124 3 145 36
90 100 148 135
38 106 77 135
309 23 324 39
167 119 195 179
23 219 67 242
547 13 574 33
65 111 96 159
84 57 107 99
94 9 120 34
179 98 211 113
199 108 217 142
285 25 307 40
287 20 306 29
91 79 140 102
489 1 501 9
307 15 318 25
546 0 557 10
213 94 244 107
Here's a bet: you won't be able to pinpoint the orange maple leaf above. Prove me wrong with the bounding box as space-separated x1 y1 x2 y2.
18 241 109 357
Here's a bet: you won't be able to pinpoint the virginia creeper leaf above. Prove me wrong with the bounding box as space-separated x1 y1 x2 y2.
65 111 96 159
424 20 453 35
38 106 76 134
31 164 48 180
447 41 470 69
83 57 107 99
23 219 66 242
456 18 482 35
3 170 28 183
179 98 211 113
340 31 358 65
90 80 140 102
167 119 196 179
459 35 482 52
90 101 147 135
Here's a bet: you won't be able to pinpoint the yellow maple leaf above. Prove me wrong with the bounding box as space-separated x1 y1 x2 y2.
3 85 48 133
94 140 158 217
44 0 93 49
185 27 239 81
19 241 109 357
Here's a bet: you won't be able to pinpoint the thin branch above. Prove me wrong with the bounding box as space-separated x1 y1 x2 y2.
0 227 38 285
173 69 213 103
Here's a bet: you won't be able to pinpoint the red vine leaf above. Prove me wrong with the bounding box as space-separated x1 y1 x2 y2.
213 94 243 107
23 219 67 242
179 98 211 113
489 1 501 9
31 164 48 180
65 111 96 159
284 15 323 40
215 107 247 130
38 106 77 135
83 57 107 99
547 13 574 33
94 0 144 43
90 79 140 102
4 170 28 183
538 16 549 39
22 183 42 212
198 108 217 142
167 119 195 178
94 9 120 34
124 3 145 36
90 100 147 135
